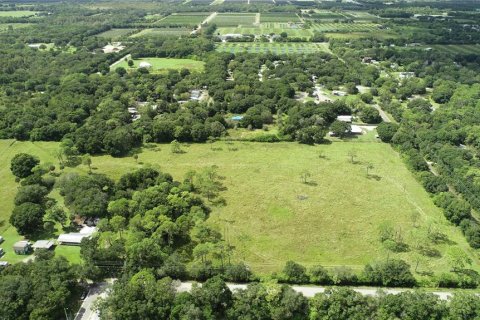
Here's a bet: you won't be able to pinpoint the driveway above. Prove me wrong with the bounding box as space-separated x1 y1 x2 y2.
74 282 110 320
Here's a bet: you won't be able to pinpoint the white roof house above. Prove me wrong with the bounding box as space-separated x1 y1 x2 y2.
139 61 152 68
337 115 353 123
351 125 363 134
57 233 89 245
32 240 55 250
58 227 96 245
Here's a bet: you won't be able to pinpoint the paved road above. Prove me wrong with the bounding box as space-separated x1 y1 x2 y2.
73 280 464 319
74 282 110 320
176 281 456 300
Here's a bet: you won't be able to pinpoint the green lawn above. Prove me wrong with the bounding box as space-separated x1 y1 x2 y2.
0 140 80 264
0 10 38 17
0 139 477 278
112 57 205 73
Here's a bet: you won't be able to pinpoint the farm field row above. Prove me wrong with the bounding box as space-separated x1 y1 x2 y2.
260 12 300 23
217 25 312 38
1 140 476 277
157 13 209 26
425 44 480 55
112 57 205 73
216 42 331 54
312 22 380 32
96 28 137 39
211 13 257 26
130 27 191 37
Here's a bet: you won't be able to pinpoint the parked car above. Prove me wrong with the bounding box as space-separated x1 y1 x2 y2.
0 248 4 257
0 261 8 268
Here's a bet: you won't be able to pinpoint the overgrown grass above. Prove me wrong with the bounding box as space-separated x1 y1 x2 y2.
0 139 477 278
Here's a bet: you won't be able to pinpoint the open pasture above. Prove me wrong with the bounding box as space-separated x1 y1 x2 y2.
130 28 191 38
0 10 38 17
0 139 478 276
260 12 300 23
216 42 330 54
112 57 205 73
212 13 256 27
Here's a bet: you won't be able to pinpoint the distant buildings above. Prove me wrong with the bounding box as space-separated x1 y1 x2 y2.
399 72 415 79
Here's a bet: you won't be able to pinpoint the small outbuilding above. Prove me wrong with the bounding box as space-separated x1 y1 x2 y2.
32 240 55 251
138 61 152 69
332 90 347 97
13 241 31 255
337 115 353 123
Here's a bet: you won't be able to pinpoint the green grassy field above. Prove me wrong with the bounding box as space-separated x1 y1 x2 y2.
158 13 210 26
0 10 38 17
260 13 300 23
112 57 205 73
216 42 330 54
217 24 313 38
0 23 32 32
1 139 477 277
96 28 137 39
130 28 191 38
212 13 256 27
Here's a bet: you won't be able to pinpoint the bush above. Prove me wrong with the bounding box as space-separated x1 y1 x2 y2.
363 259 416 287
376 123 399 143
224 263 252 282
360 106 382 124
309 265 333 285
10 153 40 178
283 261 309 284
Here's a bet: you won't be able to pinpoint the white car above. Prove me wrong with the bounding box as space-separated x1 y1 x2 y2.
0 248 4 257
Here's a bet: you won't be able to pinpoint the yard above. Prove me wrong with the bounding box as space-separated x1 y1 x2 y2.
1 139 476 277
111 57 205 73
